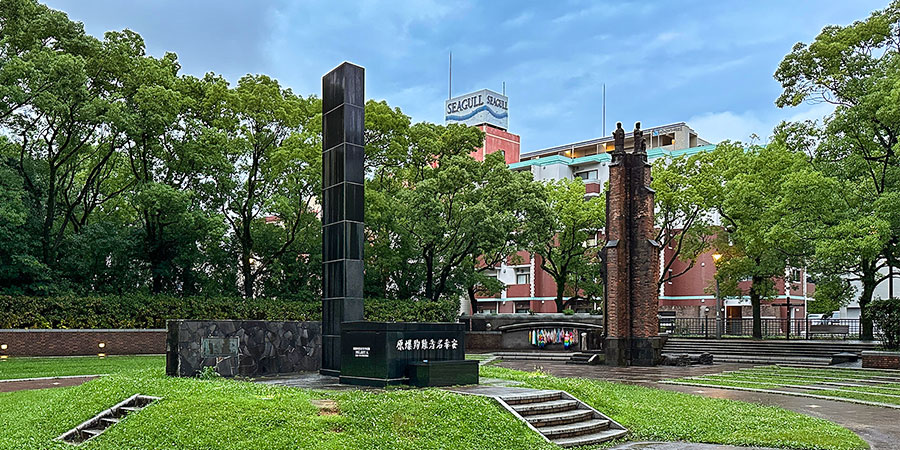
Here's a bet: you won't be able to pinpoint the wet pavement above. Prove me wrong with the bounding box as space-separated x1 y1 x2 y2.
0 375 100 393
494 359 757 384
496 359 900 450
611 443 780 450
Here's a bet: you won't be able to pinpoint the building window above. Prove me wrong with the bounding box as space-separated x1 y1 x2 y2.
515 302 530 314
575 169 598 181
515 268 530 285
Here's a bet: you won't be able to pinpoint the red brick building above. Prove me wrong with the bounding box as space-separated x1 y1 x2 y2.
467 121 813 322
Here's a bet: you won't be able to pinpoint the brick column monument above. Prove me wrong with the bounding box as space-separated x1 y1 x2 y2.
321 62 366 376
604 122 662 366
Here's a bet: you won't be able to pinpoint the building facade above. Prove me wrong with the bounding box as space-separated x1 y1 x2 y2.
467 120 814 321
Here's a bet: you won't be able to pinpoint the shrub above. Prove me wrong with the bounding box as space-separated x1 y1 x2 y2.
0 295 460 329
562 308 575 315
866 298 900 350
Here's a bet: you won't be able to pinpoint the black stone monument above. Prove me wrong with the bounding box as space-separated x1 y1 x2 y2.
320 62 477 387
339 321 475 387
321 62 366 377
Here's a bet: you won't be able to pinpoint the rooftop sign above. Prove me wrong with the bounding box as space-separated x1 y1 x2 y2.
445 89 508 130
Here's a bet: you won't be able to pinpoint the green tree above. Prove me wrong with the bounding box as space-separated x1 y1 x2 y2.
775 2 900 338
652 154 717 287
524 179 605 313
218 75 320 298
704 142 808 338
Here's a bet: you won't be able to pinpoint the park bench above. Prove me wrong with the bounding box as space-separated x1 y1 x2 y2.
808 324 850 336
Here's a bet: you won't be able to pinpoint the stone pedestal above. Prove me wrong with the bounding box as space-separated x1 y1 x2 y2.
338 322 469 387
603 122 662 367
321 62 366 376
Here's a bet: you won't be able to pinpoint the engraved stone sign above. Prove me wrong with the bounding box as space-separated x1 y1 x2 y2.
201 337 239 358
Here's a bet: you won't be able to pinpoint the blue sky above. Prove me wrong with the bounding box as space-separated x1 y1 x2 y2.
45 0 886 152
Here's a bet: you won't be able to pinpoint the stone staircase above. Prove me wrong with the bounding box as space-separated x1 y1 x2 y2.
492 351 576 362
498 390 627 447
56 394 159 444
662 338 878 365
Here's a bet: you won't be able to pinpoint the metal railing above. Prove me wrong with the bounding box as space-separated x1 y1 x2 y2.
660 317 868 339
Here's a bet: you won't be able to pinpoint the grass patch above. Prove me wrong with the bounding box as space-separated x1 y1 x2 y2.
739 366 900 380
668 365 900 408
0 367 555 450
811 389 900 406
0 357 868 450
484 366 866 450
0 355 164 380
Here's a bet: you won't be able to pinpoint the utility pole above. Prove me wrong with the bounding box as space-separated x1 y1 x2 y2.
713 252 723 339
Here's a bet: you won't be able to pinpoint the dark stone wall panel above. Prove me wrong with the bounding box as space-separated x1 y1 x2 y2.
166 320 321 378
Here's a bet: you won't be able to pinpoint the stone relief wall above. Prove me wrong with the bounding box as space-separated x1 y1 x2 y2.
166 320 321 378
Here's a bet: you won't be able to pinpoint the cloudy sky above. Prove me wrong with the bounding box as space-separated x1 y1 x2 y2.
45 0 885 152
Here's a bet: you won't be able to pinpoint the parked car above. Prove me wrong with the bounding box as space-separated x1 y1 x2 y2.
807 314 826 325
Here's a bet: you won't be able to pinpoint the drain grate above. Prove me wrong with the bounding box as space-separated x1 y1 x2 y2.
57 394 160 445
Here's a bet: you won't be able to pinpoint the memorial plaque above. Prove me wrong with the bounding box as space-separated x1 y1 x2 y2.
200 337 240 358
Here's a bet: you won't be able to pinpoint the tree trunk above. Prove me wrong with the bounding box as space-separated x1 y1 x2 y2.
467 285 477 315
555 279 566 313
241 222 254 298
41 165 58 264
424 248 434 301
750 275 763 339
859 277 875 341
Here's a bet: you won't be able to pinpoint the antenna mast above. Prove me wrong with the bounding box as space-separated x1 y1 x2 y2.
602 83 606 136
448 51 452 99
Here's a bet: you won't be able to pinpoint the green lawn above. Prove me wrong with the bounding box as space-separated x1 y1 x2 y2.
0 358 868 450
666 365 900 407
0 355 164 380
482 366 866 450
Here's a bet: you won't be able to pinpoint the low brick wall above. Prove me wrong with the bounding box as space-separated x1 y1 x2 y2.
862 351 900 369
0 329 165 357
466 331 501 351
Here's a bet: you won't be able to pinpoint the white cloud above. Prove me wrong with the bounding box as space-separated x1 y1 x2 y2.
503 11 534 27
688 111 769 144
688 103 836 144
552 2 657 24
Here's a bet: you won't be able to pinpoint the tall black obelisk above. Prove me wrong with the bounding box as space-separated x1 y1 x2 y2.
321 62 365 376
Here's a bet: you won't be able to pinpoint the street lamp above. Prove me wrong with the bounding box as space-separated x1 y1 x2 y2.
712 252 723 339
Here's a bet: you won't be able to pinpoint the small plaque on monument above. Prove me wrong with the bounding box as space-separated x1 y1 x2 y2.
200 337 239 358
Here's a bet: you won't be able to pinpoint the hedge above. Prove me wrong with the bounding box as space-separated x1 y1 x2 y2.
0 295 461 329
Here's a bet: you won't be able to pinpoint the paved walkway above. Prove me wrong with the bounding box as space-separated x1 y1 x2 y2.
0 375 100 393
610 443 780 450
496 360 899 450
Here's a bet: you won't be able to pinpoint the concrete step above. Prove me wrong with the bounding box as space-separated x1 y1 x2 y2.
500 391 562 405
552 428 629 448
664 344 867 350
525 409 594 427
499 355 573 361
538 418 610 439
512 399 579 415
664 344 869 350
709 355 832 365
